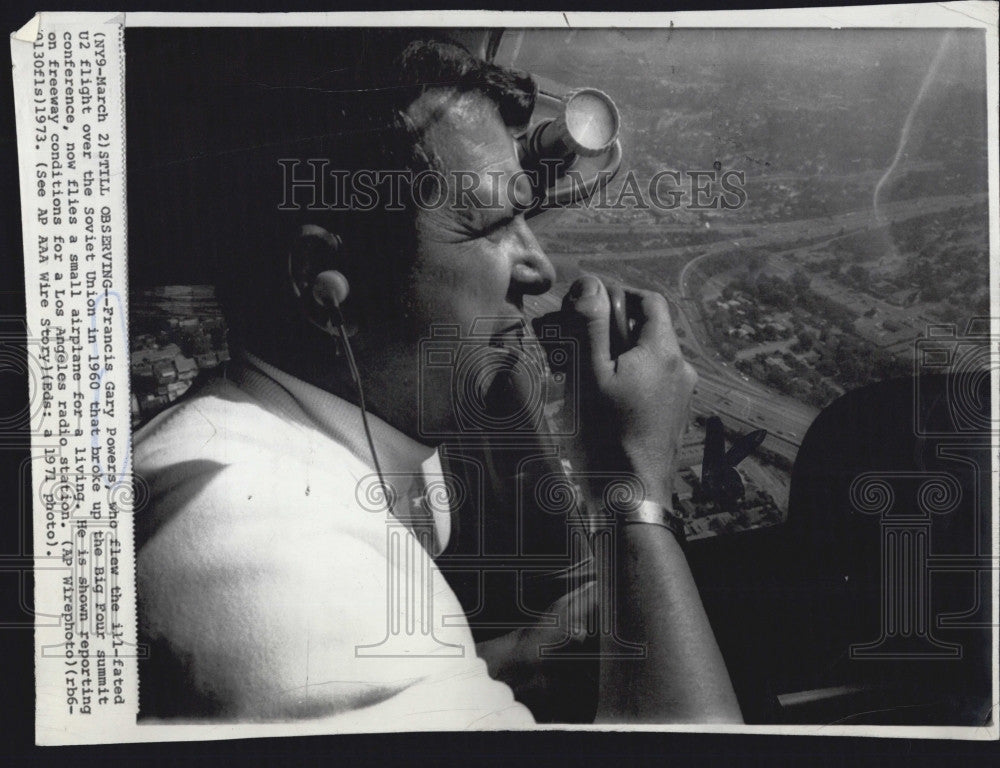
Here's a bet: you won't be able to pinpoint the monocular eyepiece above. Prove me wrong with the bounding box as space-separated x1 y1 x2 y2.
519 87 621 168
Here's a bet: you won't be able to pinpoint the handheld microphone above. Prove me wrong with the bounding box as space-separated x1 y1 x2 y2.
531 279 643 372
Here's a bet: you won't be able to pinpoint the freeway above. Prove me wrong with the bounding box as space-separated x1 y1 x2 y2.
676 193 986 297
528 194 986 465
558 193 985 266
689 369 813 462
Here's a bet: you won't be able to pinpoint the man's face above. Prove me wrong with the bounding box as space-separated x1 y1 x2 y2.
403 88 555 335
386 88 557 437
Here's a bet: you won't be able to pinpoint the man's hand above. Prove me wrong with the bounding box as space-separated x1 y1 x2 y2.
561 275 698 508
554 274 741 723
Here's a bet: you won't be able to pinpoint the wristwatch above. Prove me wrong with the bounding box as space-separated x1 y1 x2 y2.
618 499 687 543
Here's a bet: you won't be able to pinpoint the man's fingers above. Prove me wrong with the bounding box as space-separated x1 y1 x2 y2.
563 275 614 378
633 289 681 357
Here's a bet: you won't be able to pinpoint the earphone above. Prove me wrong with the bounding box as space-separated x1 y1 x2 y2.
291 228 393 514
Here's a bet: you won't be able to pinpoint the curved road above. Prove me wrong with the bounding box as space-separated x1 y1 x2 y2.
530 193 986 463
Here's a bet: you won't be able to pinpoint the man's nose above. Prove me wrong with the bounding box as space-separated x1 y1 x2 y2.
508 217 556 297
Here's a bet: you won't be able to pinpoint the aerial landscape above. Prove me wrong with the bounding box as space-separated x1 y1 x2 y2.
516 28 990 535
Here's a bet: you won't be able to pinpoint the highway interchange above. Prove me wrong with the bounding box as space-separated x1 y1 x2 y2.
527 193 985 465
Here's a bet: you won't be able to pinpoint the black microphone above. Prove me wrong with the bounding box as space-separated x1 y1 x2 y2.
531 279 643 372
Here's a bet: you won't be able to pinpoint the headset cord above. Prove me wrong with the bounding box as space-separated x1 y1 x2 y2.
331 305 393 514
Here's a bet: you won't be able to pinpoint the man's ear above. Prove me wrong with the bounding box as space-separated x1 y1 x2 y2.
287 224 352 336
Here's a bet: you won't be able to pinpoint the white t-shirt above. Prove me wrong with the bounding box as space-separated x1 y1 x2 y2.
135 353 534 729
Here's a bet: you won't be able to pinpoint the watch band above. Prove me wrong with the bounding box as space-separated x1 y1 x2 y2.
618 499 687 542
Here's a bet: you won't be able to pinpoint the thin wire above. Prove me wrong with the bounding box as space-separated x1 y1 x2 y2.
332 306 393 514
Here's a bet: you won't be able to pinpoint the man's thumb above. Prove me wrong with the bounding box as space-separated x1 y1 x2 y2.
563 275 613 374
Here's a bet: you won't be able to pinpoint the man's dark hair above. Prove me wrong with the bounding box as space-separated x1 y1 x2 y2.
126 29 537 355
